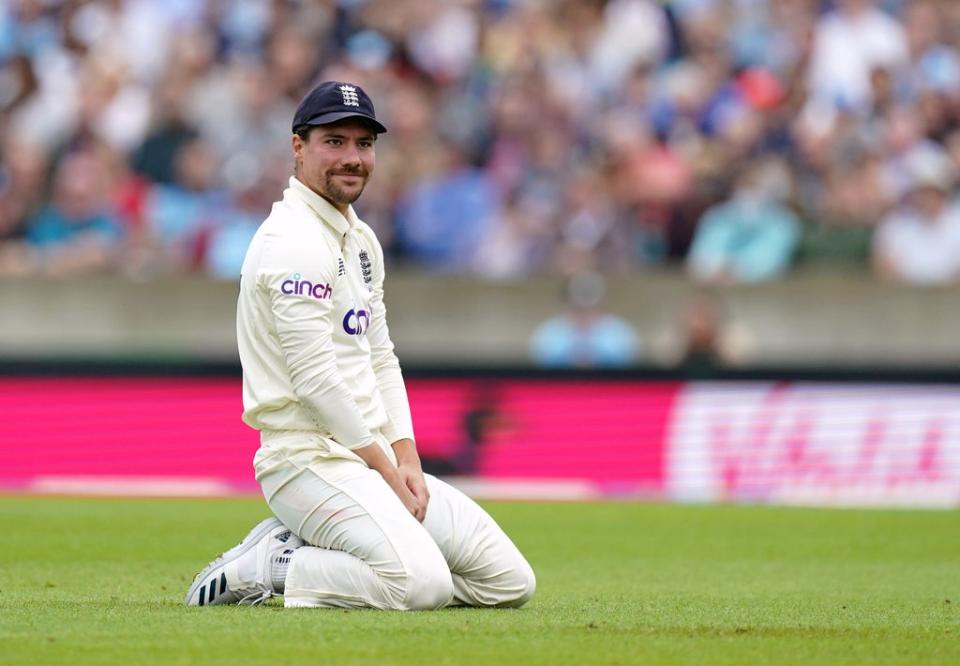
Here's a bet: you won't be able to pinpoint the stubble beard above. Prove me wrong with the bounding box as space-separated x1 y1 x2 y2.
322 169 368 206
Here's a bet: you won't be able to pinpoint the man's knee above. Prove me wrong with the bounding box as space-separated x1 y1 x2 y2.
468 558 536 608
498 560 536 608
401 565 454 610
515 563 537 606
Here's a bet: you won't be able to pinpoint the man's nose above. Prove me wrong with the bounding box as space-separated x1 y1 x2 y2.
340 142 362 166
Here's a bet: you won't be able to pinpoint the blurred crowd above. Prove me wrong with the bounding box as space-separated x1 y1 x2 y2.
3 0 960 284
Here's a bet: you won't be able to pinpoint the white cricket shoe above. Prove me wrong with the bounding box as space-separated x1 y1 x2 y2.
185 517 303 607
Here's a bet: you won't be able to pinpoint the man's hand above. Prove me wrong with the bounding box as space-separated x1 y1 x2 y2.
352 439 428 522
385 469 422 520
397 463 429 522
393 438 429 522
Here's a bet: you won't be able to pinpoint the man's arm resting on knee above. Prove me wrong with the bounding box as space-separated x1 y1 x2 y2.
353 441 426 522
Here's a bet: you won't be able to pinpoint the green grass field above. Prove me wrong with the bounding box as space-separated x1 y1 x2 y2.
0 497 957 665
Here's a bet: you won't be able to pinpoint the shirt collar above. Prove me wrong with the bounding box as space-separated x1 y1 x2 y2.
287 176 359 236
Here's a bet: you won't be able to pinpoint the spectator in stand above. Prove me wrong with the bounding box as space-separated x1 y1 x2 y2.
394 142 499 272
131 73 199 185
266 22 322 103
202 156 288 281
0 134 48 220
530 272 640 369
806 0 908 115
873 147 960 284
660 293 754 376
214 62 296 192
22 151 123 276
358 82 447 248
0 136 49 276
588 0 667 95
902 0 960 100
687 157 800 284
0 191 31 277
795 153 891 268
142 137 228 272
557 167 631 275
473 187 559 281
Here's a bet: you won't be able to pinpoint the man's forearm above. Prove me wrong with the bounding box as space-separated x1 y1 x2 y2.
353 442 401 483
391 438 421 468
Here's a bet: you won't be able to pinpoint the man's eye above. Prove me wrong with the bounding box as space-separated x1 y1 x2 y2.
327 139 342 146
359 142 373 149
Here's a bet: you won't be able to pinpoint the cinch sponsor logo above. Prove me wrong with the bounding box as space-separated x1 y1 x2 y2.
281 273 332 300
343 308 370 335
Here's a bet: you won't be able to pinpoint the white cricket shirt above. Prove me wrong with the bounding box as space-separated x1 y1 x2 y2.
237 176 414 451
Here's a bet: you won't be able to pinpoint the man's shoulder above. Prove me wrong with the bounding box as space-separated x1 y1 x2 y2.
261 198 336 241
262 196 308 228
253 200 340 266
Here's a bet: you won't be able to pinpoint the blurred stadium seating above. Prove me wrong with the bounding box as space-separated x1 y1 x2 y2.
4 0 960 286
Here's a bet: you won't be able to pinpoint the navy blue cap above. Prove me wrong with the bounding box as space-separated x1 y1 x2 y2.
292 81 387 134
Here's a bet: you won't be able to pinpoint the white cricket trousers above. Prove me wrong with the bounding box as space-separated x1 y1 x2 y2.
254 431 536 610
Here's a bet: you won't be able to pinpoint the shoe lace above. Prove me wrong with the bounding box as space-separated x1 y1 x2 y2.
237 582 273 606
234 542 278 606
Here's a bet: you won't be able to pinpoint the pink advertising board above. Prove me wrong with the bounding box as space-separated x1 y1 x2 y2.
2 377 958 506
666 382 960 508
0 377 677 498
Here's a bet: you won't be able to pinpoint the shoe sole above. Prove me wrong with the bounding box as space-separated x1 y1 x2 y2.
184 516 282 606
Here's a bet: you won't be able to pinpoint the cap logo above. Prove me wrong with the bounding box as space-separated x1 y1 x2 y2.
340 84 360 107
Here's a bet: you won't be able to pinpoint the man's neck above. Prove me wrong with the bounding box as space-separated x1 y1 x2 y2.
294 174 350 216
314 186 349 216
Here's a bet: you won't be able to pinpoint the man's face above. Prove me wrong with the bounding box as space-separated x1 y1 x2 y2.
293 119 376 208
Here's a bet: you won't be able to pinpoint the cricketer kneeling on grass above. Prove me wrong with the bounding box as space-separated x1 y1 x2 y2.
185 81 536 610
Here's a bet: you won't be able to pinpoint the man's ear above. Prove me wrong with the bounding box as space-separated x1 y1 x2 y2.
292 133 304 160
